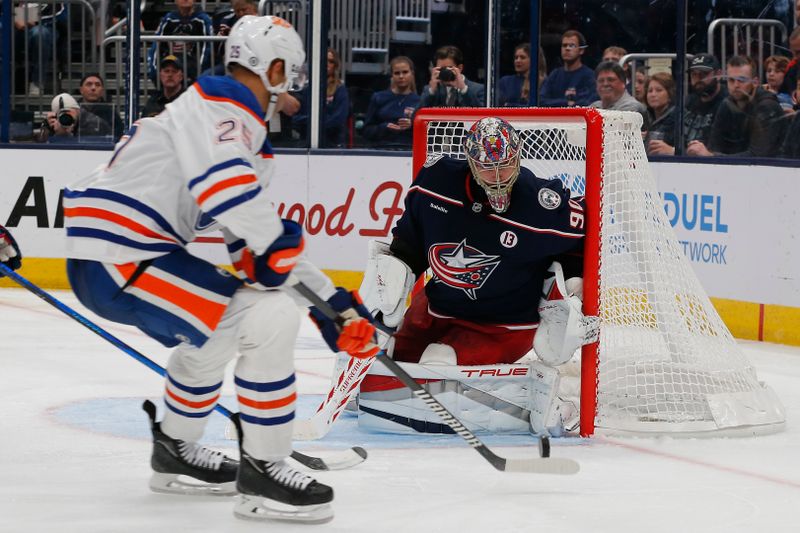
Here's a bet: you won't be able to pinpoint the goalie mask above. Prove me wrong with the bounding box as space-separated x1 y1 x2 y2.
464 117 521 213
225 15 307 119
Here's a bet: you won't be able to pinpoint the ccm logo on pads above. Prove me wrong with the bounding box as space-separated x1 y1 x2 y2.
460 368 529 378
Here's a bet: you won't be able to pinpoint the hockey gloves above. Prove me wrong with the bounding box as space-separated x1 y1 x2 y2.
240 219 304 287
0 225 22 276
309 288 380 359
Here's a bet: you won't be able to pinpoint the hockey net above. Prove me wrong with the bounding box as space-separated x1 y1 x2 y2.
412 107 785 437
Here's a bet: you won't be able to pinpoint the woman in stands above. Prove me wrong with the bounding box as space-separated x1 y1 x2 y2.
361 56 420 149
644 72 677 156
292 48 350 147
497 44 547 106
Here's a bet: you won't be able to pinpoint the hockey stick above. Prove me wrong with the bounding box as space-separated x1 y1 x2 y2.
292 353 376 440
289 274 580 475
0 264 366 471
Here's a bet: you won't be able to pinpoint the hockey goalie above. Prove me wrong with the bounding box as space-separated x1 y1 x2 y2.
355 117 598 437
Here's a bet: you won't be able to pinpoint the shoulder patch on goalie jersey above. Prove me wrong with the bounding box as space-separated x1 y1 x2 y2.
424 153 445 168
538 188 562 210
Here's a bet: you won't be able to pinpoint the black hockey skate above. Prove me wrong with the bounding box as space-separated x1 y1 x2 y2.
142 400 238 496
231 413 334 524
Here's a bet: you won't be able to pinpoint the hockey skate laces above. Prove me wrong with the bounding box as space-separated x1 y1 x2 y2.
177 441 226 470
266 460 314 490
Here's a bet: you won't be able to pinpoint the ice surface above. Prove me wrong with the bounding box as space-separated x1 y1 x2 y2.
1 288 798 533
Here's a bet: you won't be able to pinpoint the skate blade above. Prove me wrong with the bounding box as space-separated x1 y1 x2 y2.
233 494 334 524
149 473 236 496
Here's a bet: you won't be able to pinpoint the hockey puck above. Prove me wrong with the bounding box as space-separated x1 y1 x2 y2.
538 436 551 458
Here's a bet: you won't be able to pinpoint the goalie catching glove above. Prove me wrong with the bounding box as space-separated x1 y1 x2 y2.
309 288 380 359
358 240 415 328
239 219 304 287
534 261 599 367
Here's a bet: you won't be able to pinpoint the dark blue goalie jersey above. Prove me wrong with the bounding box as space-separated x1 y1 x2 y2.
391 156 585 325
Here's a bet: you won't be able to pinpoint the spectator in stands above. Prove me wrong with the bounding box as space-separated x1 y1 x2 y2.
602 46 627 66
77 73 125 141
539 30 597 107
633 68 649 104
362 56 420 149
763 55 794 112
779 27 800 97
687 56 786 158
589 61 648 127
419 45 485 108
293 49 350 147
203 0 258 77
536 46 547 88
683 53 727 148
141 55 186 118
36 93 113 143
780 112 800 158
147 0 213 82
498 43 531 106
644 73 677 156
13 2 66 95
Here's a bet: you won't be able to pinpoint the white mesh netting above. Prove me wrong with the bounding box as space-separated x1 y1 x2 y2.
422 109 785 436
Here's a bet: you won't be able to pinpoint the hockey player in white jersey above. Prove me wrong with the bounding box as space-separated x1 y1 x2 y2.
63 15 377 524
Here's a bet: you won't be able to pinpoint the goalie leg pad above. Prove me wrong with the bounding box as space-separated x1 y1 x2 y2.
528 361 578 437
358 359 536 434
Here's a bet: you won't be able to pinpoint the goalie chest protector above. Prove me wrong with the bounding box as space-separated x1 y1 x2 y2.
392 157 585 325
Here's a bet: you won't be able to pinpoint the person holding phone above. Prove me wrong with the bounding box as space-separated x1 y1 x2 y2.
419 45 485 108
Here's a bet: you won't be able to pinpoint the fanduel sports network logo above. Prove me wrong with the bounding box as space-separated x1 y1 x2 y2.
427 239 500 300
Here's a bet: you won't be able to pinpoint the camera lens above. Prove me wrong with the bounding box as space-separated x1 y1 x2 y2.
438 68 455 82
57 110 75 127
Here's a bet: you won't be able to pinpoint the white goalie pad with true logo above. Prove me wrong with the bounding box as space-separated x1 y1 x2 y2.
357 358 578 436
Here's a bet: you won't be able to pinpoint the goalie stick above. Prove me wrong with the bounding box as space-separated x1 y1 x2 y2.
0 264 366 472
289 274 580 475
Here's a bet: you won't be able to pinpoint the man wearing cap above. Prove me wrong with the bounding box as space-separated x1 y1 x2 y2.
684 54 726 146
687 55 785 157
142 55 186 118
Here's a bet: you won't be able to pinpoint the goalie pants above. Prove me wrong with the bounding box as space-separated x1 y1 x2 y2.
67 253 300 461
392 290 538 365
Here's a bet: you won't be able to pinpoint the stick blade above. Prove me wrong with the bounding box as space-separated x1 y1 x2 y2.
290 447 368 471
503 457 580 475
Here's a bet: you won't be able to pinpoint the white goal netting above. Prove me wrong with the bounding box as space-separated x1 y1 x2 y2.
419 108 785 436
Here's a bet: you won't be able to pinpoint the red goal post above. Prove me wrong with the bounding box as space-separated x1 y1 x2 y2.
412 107 785 438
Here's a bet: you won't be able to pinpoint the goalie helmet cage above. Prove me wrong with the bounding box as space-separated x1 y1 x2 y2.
412 107 785 438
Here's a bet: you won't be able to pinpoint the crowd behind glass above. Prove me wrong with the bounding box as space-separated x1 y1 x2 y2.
4 0 800 159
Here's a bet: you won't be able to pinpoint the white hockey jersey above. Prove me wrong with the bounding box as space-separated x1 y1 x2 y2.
64 76 335 300
65 76 282 264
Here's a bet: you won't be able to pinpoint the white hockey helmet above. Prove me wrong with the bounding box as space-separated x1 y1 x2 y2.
225 15 307 96
464 117 522 213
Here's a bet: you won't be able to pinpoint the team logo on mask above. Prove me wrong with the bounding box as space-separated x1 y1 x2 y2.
428 239 500 300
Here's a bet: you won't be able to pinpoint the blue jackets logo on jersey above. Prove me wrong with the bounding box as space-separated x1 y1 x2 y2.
427 239 500 300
